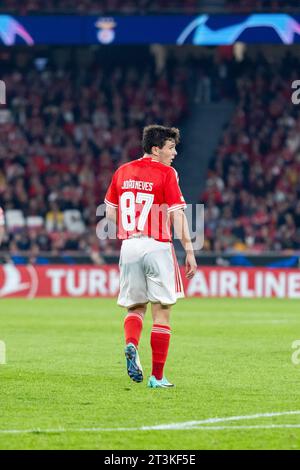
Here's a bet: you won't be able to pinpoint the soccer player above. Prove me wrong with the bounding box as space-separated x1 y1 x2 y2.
0 206 5 246
104 125 197 388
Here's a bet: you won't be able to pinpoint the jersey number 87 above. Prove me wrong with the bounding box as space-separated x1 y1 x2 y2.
120 191 154 231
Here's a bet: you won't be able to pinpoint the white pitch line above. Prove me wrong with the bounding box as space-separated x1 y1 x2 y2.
1 424 300 434
139 410 300 430
239 320 288 324
0 411 300 434
189 424 300 431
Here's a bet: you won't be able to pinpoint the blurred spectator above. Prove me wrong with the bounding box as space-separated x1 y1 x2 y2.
46 202 64 232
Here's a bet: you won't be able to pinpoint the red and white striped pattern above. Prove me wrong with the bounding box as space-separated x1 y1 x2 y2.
125 312 143 323
167 203 187 213
171 244 184 298
0 207 4 226
104 198 118 208
152 325 171 335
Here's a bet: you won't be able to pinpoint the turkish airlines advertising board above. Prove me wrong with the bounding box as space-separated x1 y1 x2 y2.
0 264 300 299
0 265 300 299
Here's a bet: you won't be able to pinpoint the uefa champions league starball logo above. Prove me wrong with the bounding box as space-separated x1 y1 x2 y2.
177 14 300 45
95 18 116 44
0 15 34 45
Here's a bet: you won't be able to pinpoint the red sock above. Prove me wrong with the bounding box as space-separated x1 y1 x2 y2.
150 324 171 380
124 312 143 348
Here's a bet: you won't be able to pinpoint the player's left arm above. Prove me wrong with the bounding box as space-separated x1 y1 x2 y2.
170 208 197 279
165 168 197 278
106 205 117 224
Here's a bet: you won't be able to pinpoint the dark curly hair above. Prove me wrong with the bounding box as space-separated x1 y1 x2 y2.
142 125 180 154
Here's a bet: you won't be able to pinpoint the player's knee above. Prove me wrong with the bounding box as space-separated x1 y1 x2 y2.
128 304 147 318
152 304 171 325
153 316 170 326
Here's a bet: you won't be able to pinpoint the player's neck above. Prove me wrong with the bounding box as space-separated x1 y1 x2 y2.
144 153 160 162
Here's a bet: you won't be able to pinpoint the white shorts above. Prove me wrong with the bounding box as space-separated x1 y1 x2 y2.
117 236 184 308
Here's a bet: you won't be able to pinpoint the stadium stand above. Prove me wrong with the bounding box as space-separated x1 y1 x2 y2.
1 46 300 259
201 51 300 253
0 0 199 15
225 0 300 12
1 0 300 14
0 47 189 259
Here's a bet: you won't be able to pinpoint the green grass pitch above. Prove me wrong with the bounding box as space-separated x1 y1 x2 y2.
0 297 300 450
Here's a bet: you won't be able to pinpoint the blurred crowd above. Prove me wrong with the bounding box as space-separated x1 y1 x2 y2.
1 47 300 258
225 0 300 12
1 0 299 15
0 0 198 15
202 52 300 253
0 50 189 260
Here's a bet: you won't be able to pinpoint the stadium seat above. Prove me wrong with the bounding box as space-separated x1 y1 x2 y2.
5 210 26 231
63 210 86 234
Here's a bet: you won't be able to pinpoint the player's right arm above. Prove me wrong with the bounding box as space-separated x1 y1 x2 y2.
104 171 118 228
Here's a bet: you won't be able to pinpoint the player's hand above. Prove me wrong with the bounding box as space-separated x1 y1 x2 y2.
185 253 197 279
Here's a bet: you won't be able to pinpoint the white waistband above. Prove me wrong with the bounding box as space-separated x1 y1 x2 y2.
128 233 150 239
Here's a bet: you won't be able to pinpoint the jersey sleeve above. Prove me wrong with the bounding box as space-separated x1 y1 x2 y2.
164 168 187 213
104 172 119 208
0 207 4 226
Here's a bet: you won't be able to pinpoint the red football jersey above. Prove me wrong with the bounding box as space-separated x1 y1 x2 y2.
104 155 186 242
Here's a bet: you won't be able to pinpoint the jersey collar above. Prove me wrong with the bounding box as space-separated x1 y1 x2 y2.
140 155 159 162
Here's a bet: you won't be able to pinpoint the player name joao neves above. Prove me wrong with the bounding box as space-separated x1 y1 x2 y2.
121 179 154 191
